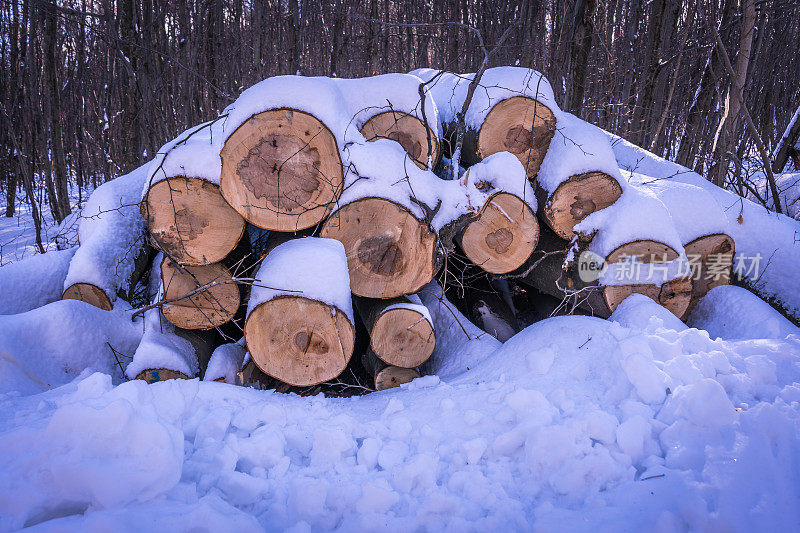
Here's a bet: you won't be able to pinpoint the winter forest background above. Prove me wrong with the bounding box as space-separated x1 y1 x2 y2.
1 0 799 246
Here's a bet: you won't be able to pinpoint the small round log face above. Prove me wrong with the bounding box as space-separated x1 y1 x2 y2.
684 233 735 304
62 283 113 311
544 171 623 240
160 260 241 330
461 192 539 274
360 111 441 170
371 308 435 368
142 177 245 265
478 96 557 179
603 276 692 318
320 198 438 298
374 366 420 391
220 109 344 231
245 296 355 387
135 368 190 383
606 240 679 264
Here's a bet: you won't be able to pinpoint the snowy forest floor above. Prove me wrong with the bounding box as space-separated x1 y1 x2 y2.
1 148 799 531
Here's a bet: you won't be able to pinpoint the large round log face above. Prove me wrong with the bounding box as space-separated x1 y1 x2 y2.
245 296 355 387
478 96 557 179
142 177 245 265
544 171 623 240
62 283 113 311
684 233 735 304
371 307 435 368
161 260 240 330
461 192 539 274
320 197 438 298
360 111 441 170
603 276 692 317
220 109 343 231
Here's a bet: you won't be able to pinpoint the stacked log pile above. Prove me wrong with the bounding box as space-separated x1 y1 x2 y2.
60 67 735 393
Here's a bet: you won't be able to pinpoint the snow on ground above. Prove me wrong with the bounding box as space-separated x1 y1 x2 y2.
0 292 798 531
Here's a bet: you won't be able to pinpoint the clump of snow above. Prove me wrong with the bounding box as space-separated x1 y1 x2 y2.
0 300 142 396
610 293 688 334
204 339 247 383
63 164 149 304
637 177 729 244
607 131 800 320
0 247 76 315
463 152 537 211
247 237 354 323
537 111 625 195
687 285 799 341
125 308 199 380
144 121 222 192
411 67 557 132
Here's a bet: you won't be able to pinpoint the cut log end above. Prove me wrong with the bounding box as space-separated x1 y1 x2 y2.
62 283 113 311
606 240 679 264
371 307 435 368
461 192 539 274
220 108 343 231
320 197 437 298
603 276 692 317
375 366 420 391
478 96 557 178
360 111 440 169
245 296 355 387
684 233 735 314
544 171 623 240
142 177 245 265
135 368 190 383
161 260 241 330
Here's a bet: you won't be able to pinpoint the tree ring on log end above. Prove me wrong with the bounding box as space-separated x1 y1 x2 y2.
360 111 441 170
220 108 343 231
606 240 678 264
320 197 438 298
477 96 557 179
245 295 355 387
372 307 435 368
141 177 245 265
603 276 692 318
160 260 240 330
62 283 113 311
375 366 420 391
683 233 735 316
461 192 539 274
544 171 623 240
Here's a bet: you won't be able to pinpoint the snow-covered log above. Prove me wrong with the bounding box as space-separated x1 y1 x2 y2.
159 255 241 330
203 339 247 383
0 247 76 315
361 348 420 391
217 74 439 232
456 153 539 274
637 177 734 314
62 165 151 310
245 238 355 387
141 124 245 265
412 67 558 178
536 112 625 240
126 308 198 383
354 294 435 369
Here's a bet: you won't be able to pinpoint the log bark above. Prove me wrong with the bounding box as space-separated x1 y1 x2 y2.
458 191 539 274
537 170 623 240
141 176 245 265
361 348 420 391
354 295 435 368
220 108 344 231
360 110 441 170
320 197 438 298
160 258 241 330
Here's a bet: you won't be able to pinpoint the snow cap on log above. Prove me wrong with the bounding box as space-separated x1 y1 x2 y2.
125 307 198 380
144 122 221 189
247 237 353 322
463 152 537 211
204 339 246 383
63 163 150 308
